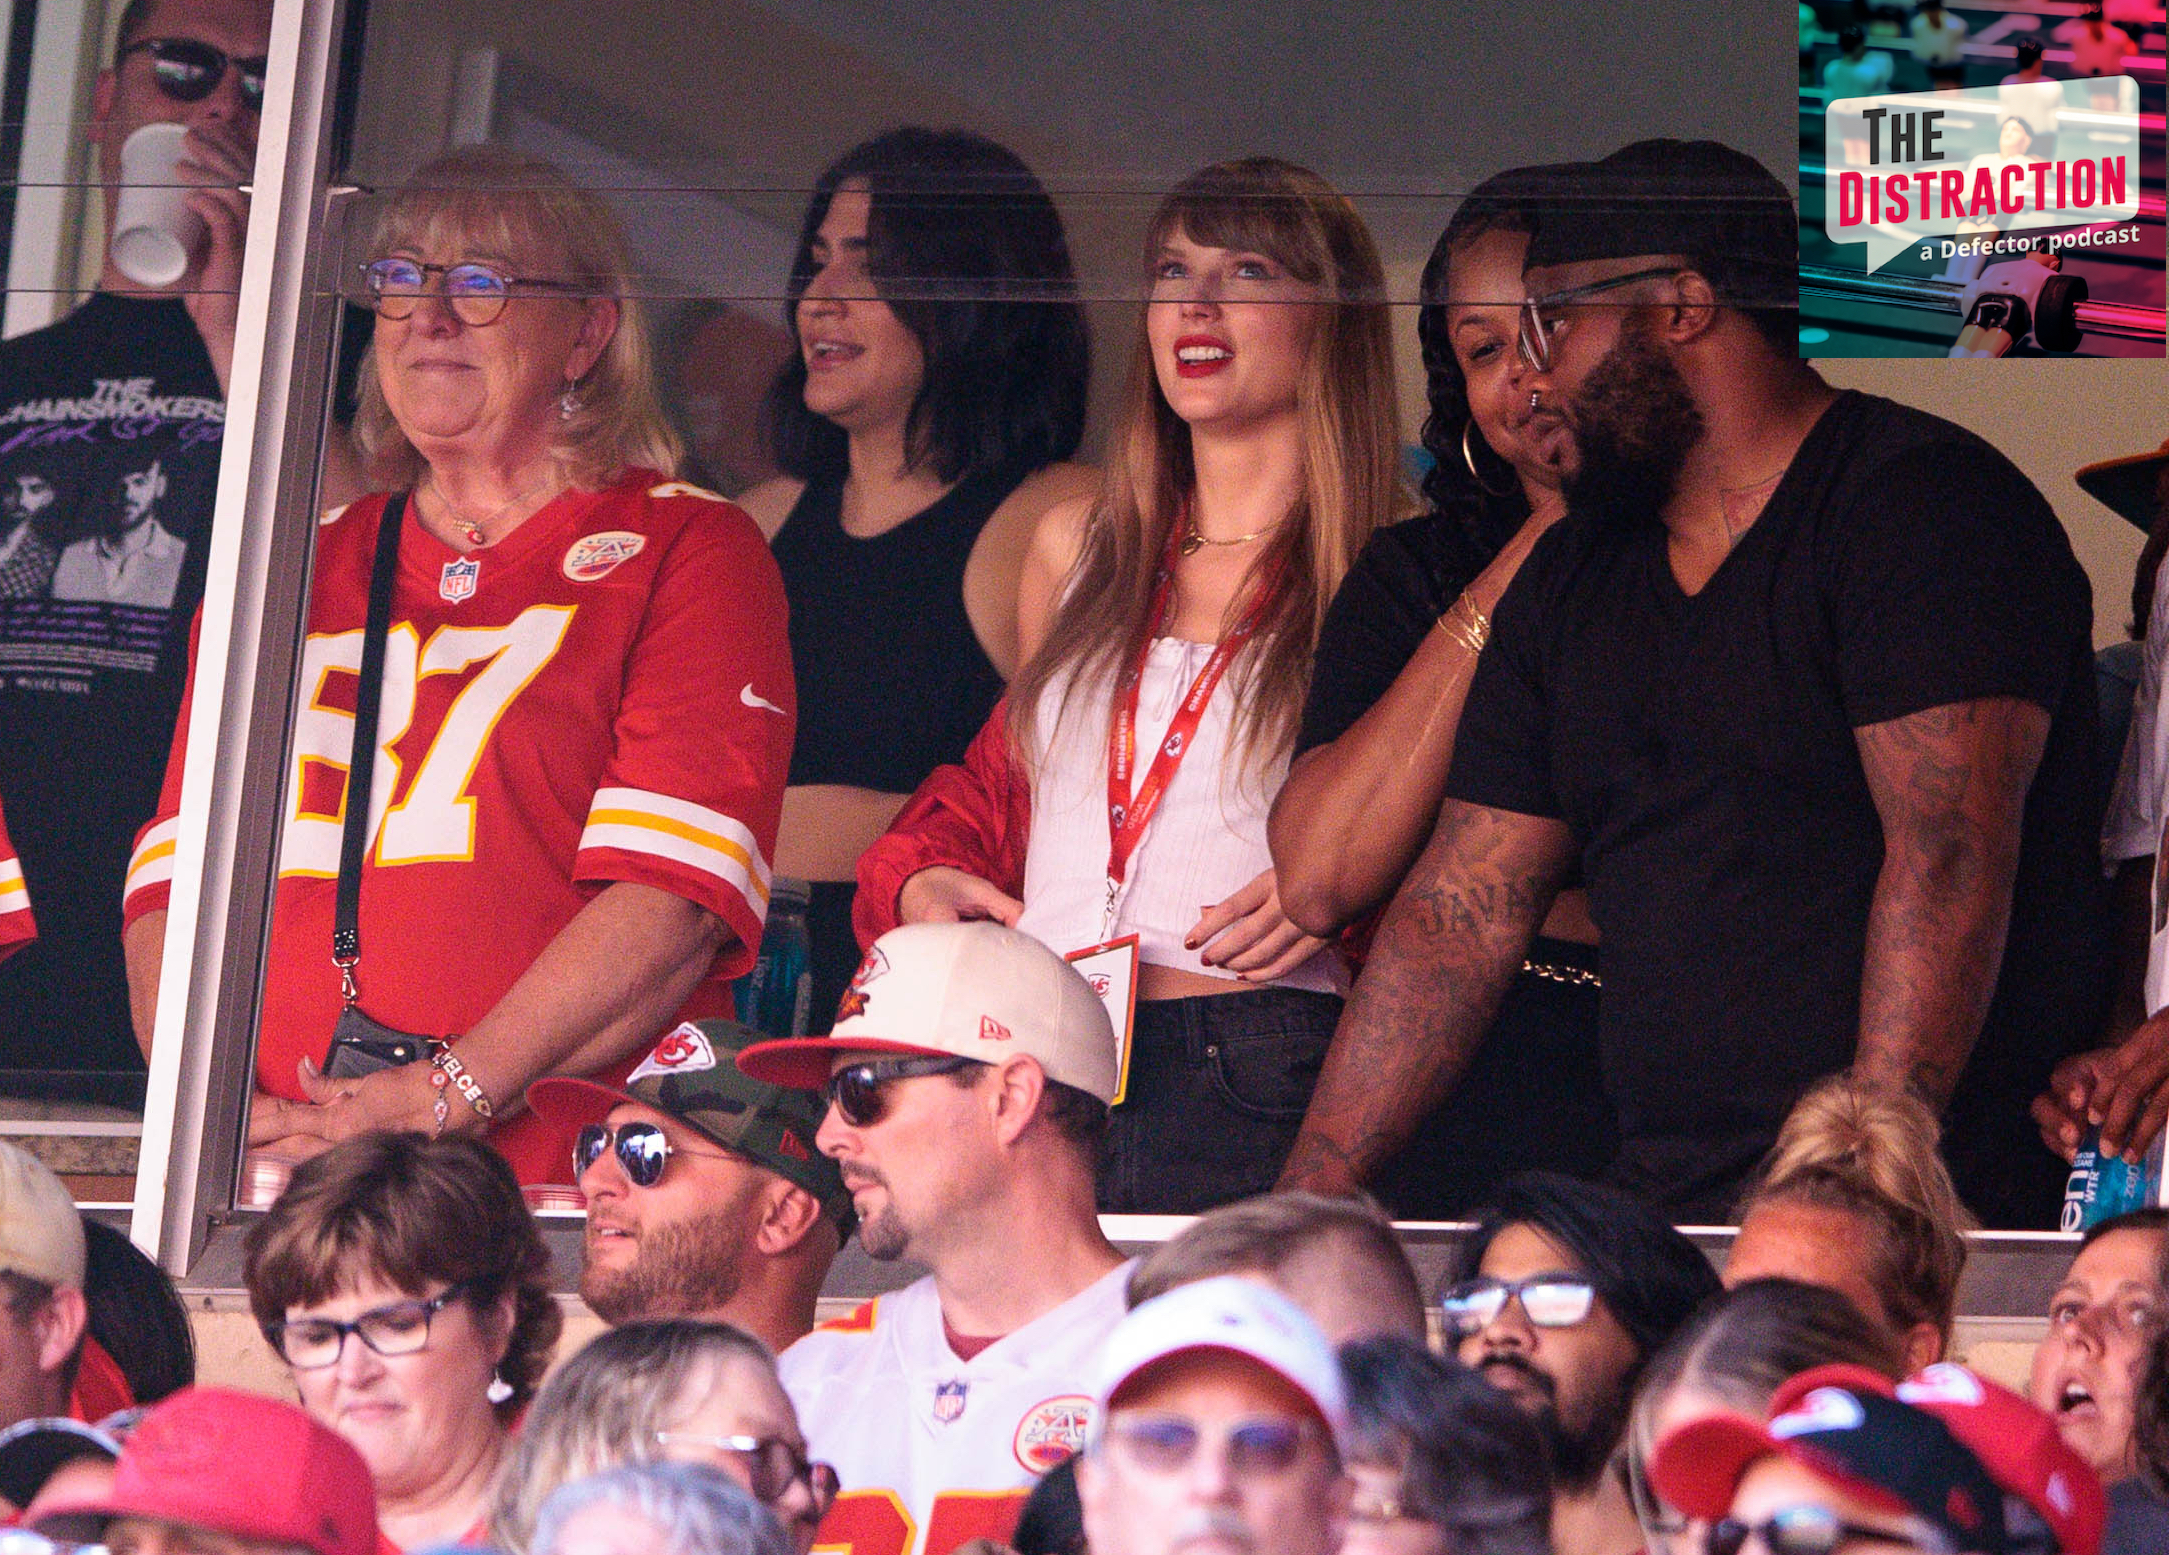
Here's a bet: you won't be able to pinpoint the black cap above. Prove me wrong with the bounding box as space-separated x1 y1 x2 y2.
0 1417 120 1508
1524 139 1797 308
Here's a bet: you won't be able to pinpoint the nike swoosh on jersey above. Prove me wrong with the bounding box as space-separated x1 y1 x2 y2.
741 684 786 715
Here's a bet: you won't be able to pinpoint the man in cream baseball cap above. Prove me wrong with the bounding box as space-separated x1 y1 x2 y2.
0 1141 88 1434
1077 1277 1351 1555
741 923 1131 1555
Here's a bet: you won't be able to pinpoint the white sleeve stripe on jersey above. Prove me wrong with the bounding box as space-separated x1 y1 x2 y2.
579 790 772 909
124 818 182 901
0 861 28 911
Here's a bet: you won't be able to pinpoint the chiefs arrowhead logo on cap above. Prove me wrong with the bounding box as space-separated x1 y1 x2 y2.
629 1022 718 1082
836 946 892 1024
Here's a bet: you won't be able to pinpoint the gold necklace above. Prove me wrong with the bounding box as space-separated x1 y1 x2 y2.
425 471 551 549
1179 512 1281 556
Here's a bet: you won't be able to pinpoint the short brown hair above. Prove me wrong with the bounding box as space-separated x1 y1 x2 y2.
1126 1192 1421 1315
243 1131 561 1420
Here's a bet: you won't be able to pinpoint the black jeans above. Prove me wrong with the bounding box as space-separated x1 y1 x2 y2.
1097 986 1342 1213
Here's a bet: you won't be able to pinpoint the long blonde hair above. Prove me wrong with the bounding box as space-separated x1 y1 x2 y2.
1009 158 1405 776
352 145 683 491
1735 1075 1977 1346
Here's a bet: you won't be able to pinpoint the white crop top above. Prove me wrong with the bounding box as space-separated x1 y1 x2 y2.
1014 639 1349 996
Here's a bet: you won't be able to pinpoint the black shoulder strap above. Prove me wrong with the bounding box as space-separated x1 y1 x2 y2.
332 491 408 999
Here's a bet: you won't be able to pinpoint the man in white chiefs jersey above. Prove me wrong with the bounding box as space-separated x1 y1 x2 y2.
737 922 1129 1555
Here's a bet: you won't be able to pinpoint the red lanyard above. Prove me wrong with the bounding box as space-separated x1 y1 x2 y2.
1103 529 1284 933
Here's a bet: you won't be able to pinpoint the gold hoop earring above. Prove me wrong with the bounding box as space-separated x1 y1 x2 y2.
1461 421 1517 498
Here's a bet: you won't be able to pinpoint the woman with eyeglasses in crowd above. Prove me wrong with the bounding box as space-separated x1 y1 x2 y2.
122 146 791 1185
857 157 1405 1210
1264 163 1613 1217
737 127 1095 1037
244 1131 561 1552
494 1321 833 1555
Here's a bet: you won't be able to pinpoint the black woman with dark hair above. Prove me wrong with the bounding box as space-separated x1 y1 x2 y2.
1268 164 1612 1216
740 126 1096 1034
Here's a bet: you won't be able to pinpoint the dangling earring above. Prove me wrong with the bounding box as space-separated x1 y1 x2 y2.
558 379 581 421
1461 420 1517 497
487 1369 514 1405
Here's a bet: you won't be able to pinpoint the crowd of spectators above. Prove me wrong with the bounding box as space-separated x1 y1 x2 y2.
8 9 2169 1555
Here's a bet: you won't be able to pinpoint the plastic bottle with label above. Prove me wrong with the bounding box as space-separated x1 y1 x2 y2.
734 880 814 1040
2061 1125 2167 1232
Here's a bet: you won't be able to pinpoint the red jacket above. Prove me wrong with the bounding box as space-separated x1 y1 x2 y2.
854 699 1030 950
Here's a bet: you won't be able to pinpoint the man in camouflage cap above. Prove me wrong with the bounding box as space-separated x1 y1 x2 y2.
530 1021 853 1352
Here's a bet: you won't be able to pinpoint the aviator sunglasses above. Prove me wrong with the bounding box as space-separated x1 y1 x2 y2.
119 38 269 114
826 1054 983 1127
1707 1507 1944 1555
572 1120 736 1187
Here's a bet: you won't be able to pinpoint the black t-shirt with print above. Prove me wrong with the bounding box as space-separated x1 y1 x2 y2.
1446 390 2106 1227
0 294 223 1094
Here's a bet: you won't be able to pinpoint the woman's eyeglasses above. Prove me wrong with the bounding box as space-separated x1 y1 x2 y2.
263 1283 469 1369
573 1121 735 1188
654 1431 839 1513
1437 1274 1597 1339
1103 1416 1316 1478
360 258 586 326
1707 1507 1939 1555
119 38 268 114
826 1055 982 1128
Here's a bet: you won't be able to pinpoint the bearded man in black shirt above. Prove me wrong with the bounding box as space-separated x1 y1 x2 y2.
1281 140 2104 1227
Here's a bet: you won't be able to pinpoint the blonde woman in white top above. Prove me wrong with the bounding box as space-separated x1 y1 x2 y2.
857 157 1405 1211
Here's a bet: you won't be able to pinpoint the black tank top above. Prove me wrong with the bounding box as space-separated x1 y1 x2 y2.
772 464 1021 792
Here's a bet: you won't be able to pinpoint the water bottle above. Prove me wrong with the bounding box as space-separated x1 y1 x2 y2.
2061 1125 2166 1232
735 880 814 1039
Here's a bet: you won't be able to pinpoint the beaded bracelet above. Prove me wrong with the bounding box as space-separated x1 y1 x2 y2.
428 1044 494 1136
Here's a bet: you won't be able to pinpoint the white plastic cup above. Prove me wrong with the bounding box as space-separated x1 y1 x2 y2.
110 122 205 286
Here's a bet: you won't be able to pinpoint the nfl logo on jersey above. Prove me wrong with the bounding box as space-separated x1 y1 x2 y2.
439 557 479 603
932 1380 968 1424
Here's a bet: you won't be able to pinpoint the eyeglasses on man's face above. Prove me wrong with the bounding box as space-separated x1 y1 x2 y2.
825 1054 983 1128
1437 1274 1598 1340
1515 266 1690 372
573 1120 737 1189
120 38 268 114
1102 1414 1320 1479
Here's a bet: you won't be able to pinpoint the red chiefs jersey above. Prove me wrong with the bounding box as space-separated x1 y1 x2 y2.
123 471 793 1182
0 792 34 964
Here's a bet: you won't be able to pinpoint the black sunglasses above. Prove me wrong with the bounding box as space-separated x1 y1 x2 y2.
826 1055 983 1127
573 1120 735 1188
119 38 269 114
1708 1508 1938 1555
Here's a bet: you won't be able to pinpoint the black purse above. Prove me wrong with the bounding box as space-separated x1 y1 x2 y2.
321 492 438 1082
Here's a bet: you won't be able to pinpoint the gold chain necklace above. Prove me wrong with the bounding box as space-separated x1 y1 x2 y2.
424 471 551 549
1179 511 1281 556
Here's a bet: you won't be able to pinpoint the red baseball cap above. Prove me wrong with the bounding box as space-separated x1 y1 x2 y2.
1808 1363 2105 1555
1649 1369 2010 1554
34 1388 377 1555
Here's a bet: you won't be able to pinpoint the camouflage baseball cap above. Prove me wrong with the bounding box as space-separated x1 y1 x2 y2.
527 1021 854 1236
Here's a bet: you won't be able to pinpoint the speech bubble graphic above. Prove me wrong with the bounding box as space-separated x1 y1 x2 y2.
1821 78 2139 273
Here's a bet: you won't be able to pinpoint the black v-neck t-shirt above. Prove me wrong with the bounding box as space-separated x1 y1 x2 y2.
1447 390 2104 1226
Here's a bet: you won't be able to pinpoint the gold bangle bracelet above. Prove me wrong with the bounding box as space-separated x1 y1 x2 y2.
1438 592 1491 655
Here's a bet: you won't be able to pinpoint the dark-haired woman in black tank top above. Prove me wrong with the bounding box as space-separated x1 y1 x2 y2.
738 127 1095 1030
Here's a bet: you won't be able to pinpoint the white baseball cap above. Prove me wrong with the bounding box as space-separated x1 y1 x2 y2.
0 1142 84 1289
739 922 1119 1102
1093 1276 1349 1455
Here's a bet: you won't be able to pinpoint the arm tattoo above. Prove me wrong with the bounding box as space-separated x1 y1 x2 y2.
1278 800 1571 1193
1853 696 2048 1108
